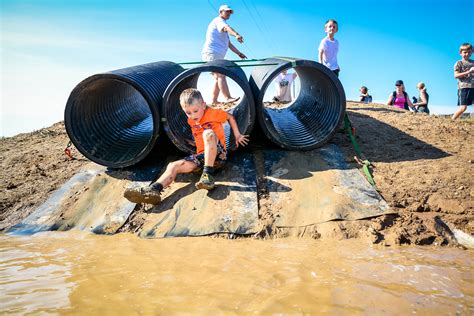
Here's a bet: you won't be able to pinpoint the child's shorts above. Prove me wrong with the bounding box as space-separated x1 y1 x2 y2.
184 142 227 170
458 88 474 106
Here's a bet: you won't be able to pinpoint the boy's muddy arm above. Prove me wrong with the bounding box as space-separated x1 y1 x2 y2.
227 113 249 147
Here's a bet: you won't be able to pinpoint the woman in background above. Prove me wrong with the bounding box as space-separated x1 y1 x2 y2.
413 82 430 114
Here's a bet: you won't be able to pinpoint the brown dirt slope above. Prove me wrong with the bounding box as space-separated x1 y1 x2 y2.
0 123 88 230
1 103 472 246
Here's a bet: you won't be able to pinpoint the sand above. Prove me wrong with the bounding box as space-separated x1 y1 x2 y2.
1 102 472 246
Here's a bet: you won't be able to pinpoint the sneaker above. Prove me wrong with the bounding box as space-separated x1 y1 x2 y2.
123 186 161 204
195 172 215 190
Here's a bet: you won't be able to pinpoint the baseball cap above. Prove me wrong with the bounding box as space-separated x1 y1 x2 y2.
219 4 233 13
395 80 404 86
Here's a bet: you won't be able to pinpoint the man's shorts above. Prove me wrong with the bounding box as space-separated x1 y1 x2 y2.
458 88 474 106
202 52 225 62
184 141 227 170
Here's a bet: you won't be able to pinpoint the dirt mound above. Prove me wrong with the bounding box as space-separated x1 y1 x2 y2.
1 102 472 246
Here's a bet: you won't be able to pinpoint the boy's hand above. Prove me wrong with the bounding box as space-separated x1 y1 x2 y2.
235 134 249 147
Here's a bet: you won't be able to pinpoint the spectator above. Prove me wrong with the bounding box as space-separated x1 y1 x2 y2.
318 19 340 77
452 43 474 120
359 86 372 103
413 82 430 114
273 69 298 103
387 80 415 111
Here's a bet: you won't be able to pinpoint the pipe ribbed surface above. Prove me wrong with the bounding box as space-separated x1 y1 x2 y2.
64 61 184 168
249 57 346 150
162 59 255 153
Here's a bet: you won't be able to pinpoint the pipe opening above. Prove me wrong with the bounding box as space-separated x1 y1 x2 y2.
162 60 255 154
263 67 301 110
67 78 154 167
65 61 184 168
250 58 346 150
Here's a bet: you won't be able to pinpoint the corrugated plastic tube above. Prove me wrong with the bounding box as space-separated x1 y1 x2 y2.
249 57 346 150
161 59 255 153
64 61 184 168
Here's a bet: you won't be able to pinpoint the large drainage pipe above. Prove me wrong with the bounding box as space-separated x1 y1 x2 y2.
249 57 346 150
161 59 255 153
64 61 184 168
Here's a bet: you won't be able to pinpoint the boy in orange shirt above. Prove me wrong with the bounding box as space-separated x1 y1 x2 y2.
124 88 249 205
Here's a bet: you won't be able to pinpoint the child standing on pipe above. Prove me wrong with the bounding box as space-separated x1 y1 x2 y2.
318 19 340 77
124 88 249 205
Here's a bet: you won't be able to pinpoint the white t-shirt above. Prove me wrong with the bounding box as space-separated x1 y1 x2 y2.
318 37 339 70
275 73 295 102
202 17 229 57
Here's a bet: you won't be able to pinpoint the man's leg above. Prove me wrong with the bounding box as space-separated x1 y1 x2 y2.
196 129 218 190
216 74 239 103
211 73 220 104
124 159 197 204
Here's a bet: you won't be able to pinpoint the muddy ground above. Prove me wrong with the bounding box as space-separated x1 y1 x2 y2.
1 102 472 246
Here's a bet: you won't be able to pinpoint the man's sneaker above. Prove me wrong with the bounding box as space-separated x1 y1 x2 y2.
123 186 161 205
195 172 215 190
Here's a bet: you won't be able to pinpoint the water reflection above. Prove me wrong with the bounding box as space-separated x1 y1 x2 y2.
0 232 472 314
0 236 74 314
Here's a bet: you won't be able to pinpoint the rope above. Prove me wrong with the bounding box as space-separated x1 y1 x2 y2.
343 114 377 188
273 56 298 68
178 58 266 65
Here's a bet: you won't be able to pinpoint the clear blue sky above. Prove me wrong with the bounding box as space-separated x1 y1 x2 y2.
1 0 473 137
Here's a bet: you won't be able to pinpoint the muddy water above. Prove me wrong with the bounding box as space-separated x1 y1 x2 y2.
1 232 472 314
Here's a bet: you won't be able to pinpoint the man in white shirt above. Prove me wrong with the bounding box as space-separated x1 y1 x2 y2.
202 4 247 104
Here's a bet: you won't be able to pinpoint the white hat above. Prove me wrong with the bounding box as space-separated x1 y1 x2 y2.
219 4 233 13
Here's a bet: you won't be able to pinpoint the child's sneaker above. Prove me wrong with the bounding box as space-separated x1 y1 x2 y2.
124 186 161 204
195 172 215 190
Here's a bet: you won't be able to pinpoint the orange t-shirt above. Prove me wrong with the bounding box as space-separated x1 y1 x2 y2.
187 107 228 154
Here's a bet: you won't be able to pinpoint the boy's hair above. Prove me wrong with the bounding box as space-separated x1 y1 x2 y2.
360 86 368 92
179 88 204 108
325 19 338 26
459 43 472 53
417 82 425 89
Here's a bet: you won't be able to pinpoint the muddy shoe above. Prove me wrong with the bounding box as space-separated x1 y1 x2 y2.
124 186 161 204
195 172 215 190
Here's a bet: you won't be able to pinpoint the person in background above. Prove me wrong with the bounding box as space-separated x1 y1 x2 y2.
413 82 430 114
387 80 415 111
318 19 340 77
273 69 298 103
452 43 474 120
202 4 247 104
359 86 372 103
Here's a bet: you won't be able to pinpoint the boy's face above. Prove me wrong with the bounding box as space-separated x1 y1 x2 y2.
460 49 472 60
182 102 206 122
325 22 338 35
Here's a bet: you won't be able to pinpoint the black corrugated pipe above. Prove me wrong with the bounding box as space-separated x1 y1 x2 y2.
161 59 255 153
249 57 346 150
64 61 184 168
